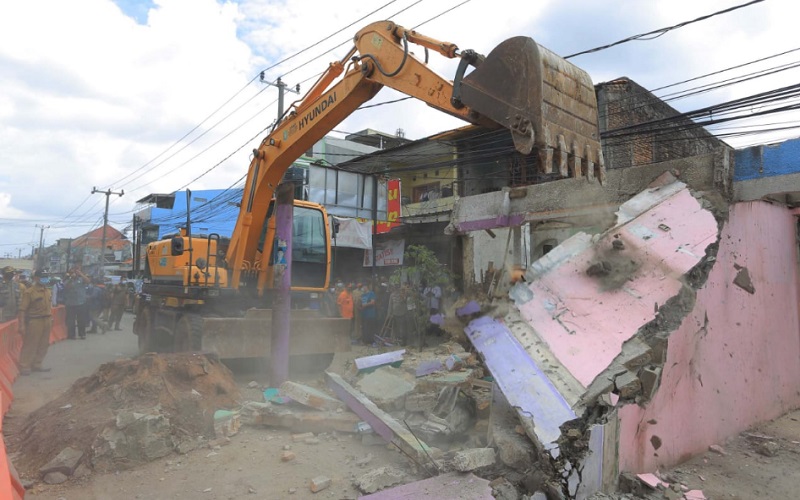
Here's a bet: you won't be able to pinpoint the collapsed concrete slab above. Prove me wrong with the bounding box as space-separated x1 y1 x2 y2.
278 381 345 411
517 181 717 389
326 371 432 463
464 180 725 498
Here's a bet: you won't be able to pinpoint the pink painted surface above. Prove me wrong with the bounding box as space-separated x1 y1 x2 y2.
618 201 800 472
517 186 717 386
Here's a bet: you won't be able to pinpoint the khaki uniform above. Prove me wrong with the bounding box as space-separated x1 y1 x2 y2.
108 285 127 330
18 281 52 372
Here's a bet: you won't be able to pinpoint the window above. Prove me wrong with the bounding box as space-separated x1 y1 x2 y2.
539 238 558 258
291 206 328 288
292 206 327 265
412 182 440 202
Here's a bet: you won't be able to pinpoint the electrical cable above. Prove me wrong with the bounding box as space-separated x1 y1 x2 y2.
565 0 766 59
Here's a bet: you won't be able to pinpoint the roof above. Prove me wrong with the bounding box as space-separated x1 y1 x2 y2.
336 125 488 174
72 225 129 250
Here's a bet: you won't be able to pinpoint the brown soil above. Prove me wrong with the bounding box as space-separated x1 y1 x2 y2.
9 352 240 476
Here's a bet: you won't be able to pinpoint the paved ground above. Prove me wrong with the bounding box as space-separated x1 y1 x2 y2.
9 311 140 417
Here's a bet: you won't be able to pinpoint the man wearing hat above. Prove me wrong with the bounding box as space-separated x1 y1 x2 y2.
18 270 53 375
0 266 21 323
63 267 90 339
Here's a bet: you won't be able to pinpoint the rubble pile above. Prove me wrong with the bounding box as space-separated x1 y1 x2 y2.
9 352 240 482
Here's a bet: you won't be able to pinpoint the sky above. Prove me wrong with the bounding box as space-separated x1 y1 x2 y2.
0 0 797 255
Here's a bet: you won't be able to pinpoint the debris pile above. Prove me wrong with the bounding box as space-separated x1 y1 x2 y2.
10 352 240 482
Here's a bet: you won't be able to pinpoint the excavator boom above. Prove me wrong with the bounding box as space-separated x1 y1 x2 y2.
227 20 603 290
137 20 603 362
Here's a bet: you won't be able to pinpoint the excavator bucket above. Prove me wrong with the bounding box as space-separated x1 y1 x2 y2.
198 309 351 364
459 36 605 182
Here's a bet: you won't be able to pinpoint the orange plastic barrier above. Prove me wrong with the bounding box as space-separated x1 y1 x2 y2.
0 393 24 500
49 306 66 344
0 306 65 500
0 322 18 416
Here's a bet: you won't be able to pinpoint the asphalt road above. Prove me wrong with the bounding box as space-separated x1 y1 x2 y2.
9 310 140 417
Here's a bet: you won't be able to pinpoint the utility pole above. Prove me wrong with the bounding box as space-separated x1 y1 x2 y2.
260 73 300 121
35 224 49 272
65 238 73 272
92 187 124 276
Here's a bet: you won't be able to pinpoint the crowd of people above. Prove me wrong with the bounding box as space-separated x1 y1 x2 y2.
57 268 129 340
0 265 131 375
331 279 446 346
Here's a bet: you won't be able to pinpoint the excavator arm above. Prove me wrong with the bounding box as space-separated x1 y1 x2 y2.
226 20 603 289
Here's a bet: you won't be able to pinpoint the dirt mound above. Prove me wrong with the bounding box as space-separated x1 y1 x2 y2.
9 352 240 477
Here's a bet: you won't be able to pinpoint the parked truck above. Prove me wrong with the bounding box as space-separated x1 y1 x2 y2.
134 20 603 361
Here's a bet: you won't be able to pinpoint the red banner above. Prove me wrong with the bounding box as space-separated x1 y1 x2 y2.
373 179 401 234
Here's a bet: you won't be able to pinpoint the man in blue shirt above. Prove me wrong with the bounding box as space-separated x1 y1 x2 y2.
360 284 377 344
63 268 89 339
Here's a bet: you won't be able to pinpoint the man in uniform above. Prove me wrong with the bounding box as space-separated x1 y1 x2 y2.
108 283 127 331
63 268 89 339
0 266 20 323
360 283 377 345
18 270 53 375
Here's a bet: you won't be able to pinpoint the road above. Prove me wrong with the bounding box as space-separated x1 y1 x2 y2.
9 311 140 417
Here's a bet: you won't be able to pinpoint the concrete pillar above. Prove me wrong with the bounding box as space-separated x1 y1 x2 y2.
271 183 294 386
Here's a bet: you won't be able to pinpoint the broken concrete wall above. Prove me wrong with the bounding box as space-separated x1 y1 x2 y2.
515 181 718 387
467 225 536 287
463 179 725 498
449 152 731 296
617 200 800 472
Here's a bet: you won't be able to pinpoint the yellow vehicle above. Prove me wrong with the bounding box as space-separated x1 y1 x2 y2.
134 20 602 360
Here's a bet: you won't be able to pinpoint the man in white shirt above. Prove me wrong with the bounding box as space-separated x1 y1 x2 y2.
423 283 442 315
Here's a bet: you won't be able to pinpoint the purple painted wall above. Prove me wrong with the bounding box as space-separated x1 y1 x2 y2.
618 201 800 472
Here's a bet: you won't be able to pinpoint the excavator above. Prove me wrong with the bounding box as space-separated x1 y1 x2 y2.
134 20 603 361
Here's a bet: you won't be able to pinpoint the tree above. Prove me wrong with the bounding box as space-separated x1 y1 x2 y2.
390 245 451 346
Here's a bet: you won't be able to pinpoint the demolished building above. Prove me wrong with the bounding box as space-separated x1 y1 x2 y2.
445 80 800 498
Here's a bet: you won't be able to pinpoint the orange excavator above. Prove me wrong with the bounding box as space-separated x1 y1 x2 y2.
135 20 603 361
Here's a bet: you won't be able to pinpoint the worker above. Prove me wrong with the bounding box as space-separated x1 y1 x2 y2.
63 268 90 339
108 283 127 331
337 283 353 320
0 266 20 323
17 270 53 375
86 278 109 334
422 281 442 316
350 282 363 343
360 283 377 345
389 284 410 344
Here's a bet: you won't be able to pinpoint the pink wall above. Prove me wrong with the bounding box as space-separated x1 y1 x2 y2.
619 201 800 472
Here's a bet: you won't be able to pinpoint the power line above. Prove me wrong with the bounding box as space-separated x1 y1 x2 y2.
565 0 766 59
127 0 481 219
